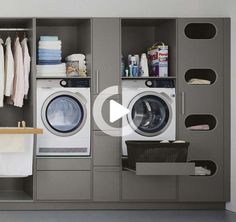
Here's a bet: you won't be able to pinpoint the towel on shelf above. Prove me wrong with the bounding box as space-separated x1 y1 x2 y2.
38 45 62 50
37 63 66 76
38 56 62 61
188 78 211 85
40 36 59 41
187 124 210 131
38 40 61 46
38 60 62 65
195 166 211 176
38 52 61 57
38 49 61 54
0 38 4 107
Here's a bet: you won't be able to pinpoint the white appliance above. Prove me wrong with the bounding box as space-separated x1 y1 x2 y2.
37 79 90 156
122 79 176 156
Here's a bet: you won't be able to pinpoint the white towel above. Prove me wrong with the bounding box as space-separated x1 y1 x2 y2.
13 37 25 108
4 37 15 97
188 78 211 85
38 40 61 46
0 39 4 107
21 38 31 97
65 54 85 62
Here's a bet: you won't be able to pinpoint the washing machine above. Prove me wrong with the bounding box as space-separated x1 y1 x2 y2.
36 78 90 156
122 79 176 156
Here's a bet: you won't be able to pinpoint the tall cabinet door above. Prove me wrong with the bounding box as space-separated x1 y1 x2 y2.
92 18 120 95
177 18 226 201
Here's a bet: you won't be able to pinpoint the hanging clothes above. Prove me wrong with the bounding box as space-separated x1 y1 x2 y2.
21 37 31 97
12 37 24 107
4 37 15 97
0 38 4 107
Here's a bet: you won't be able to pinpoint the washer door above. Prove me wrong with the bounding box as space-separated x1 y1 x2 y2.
127 92 172 137
41 91 87 137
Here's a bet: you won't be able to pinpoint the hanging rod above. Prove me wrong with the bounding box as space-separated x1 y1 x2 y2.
0 28 31 31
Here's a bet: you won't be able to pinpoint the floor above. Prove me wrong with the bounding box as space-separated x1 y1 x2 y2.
0 210 236 222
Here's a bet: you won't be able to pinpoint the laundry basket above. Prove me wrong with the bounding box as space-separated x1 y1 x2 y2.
0 127 42 177
126 141 190 170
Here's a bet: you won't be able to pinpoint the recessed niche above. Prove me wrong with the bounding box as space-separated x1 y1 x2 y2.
185 115 217 131
185 69 216 85
184 23 216 39
190 160 217 176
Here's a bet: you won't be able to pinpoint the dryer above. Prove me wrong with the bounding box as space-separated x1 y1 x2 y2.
122 79 176 156
37 78 90 156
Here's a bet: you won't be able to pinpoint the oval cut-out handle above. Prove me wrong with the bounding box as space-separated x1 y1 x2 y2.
185 23 216 39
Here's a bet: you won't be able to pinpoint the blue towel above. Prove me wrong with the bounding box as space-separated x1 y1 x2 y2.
40 36 59 41
38 56 62 60
38 52 61 57
38 60 62 65
38 49 61 54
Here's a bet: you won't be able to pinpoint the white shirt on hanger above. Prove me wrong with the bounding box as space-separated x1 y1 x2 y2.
13 37 24 108
21 37 31 97
4 37 14 97
0 38 4 107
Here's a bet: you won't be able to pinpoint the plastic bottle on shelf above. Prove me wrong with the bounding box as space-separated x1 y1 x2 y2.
140 53 149 77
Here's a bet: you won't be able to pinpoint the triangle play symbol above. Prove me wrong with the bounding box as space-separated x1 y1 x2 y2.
109 100 130 123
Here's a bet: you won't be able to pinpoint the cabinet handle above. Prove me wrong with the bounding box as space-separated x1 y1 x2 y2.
96 70 99 94
181 92 185 115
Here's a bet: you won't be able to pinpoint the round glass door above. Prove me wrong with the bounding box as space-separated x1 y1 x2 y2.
42 92 86 136
128 93 172 136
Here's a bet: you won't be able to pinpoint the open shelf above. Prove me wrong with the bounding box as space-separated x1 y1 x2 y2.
124 162 195 176
121 19 177 78
0 191 32 202
121 76 176 80
36 76 91 79
36 18 91 77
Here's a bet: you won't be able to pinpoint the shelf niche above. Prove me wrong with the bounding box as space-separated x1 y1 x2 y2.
184 23 216 39
185 69 216 85
121 19 177 77
185 114 217 131
190 160 217 176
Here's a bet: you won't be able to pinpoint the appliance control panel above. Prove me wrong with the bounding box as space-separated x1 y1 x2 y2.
60 78 90 88
145 79 175 88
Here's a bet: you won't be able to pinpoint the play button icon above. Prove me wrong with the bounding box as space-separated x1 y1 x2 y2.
109 100 130 123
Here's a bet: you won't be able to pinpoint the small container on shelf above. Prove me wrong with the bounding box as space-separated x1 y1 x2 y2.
66 54 87 77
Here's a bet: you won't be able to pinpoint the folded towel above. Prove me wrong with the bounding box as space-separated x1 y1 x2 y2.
195 166 211 176
37 63 66 69
38 49 61 54
38 52 61 57
38 60 62 65
188 78 211 85
38 40 61 45
38 45 61 50
65 54 86 62
38 56 62 61
40 36 59 41
187 124 210 131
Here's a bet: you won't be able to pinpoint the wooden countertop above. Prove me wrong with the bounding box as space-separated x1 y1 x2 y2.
0 127 43 134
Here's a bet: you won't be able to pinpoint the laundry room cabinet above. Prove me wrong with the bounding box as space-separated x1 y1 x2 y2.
0 17 230 210
177 18 230 201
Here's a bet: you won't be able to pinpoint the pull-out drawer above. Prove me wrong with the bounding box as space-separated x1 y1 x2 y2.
122 171 177 201
37 158 91 171
36 171 91 200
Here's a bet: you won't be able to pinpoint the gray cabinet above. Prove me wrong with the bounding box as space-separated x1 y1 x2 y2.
93 131 120 166
93 167 120 201
92 18 120 95
177 18 229 201
36 171 91 200
122 171 177 201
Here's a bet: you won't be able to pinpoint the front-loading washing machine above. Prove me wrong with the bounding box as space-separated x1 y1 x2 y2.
122 79 176 156
36 78 90 156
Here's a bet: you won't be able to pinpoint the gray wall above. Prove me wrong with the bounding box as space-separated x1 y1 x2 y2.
0 0 235 212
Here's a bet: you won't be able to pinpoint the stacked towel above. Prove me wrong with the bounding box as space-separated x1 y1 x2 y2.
37 36 62 65
37 63 66 77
